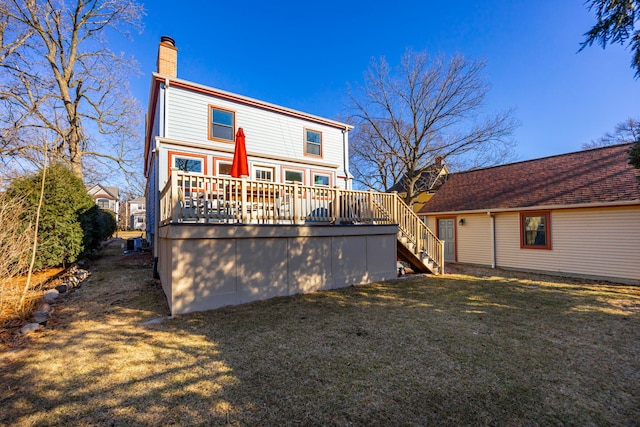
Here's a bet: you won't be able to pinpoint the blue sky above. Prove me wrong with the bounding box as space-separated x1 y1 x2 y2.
122 0 639 163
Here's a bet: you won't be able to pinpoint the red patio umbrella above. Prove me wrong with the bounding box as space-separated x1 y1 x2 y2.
230 127 249 178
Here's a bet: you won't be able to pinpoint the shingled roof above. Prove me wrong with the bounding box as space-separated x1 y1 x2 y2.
388 163 448 194
419 143 640 214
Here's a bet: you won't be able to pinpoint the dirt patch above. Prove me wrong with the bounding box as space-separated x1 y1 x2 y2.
117 252 153 268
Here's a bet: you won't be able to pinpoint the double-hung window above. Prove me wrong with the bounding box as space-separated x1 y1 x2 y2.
305 129 322 157
210 106 235 142
520 212 551 249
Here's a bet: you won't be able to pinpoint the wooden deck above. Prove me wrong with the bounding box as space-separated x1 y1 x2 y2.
159 169 444 274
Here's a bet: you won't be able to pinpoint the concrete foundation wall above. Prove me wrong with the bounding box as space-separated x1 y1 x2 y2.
158 224 398 315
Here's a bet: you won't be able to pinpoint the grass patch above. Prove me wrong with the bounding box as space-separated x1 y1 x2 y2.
0 242 638 425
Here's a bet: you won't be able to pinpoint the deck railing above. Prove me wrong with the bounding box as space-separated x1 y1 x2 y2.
160 169 443 272
160 169 399 225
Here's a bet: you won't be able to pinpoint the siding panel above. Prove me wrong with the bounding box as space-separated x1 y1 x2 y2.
457 214 493 265
494 207 640 283
166 86 345 169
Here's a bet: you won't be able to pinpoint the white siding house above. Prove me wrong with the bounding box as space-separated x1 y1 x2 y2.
127 196 146 230
87 184 119 222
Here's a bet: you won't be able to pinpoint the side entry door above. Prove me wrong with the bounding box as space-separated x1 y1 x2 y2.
438 218 456 262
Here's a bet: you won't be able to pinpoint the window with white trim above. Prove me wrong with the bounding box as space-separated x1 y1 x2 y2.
284 169 304 183
254 166 275 182
217 162 232 176
174 157 203 173
97 199 110 209
313 173 330 187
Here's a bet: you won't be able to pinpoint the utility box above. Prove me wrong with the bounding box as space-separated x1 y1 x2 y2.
127 238 143 251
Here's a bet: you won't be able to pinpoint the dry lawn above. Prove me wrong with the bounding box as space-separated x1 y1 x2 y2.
0 240 638 426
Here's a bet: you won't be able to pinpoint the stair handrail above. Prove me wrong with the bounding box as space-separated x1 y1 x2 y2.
382 193 444 273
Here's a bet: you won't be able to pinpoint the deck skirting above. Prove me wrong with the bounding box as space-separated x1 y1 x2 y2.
158 224 398 315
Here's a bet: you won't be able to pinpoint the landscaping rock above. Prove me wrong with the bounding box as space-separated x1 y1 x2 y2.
43 289 59 303
21 323 43 334
32 311 49 324
56 284 68 294
143 317 167 325
37 302 53 313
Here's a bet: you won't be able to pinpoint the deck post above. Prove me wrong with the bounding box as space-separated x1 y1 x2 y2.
293 182 301 224
241 177 248 223
368 189 374 223
171 168 180 223
332 186 340 224
392 191 399 225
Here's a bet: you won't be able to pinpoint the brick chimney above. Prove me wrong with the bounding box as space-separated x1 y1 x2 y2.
157 36 177 78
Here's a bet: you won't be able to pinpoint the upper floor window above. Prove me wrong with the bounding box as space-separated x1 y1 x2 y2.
97 199 110 209
210 106 235 142
520 212 551 250
305 129 322 157
174 157 202 173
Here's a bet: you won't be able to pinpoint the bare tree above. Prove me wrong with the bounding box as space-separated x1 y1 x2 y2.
0 0 144 180
347 50 518 205
582 118 640 149
0 1 32 64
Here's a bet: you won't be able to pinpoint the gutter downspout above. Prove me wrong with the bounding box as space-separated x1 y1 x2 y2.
342 128 349 189
488 211 496 269
153 79 169 279
152 145 160 279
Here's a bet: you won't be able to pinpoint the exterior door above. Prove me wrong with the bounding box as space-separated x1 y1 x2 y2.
438 218 456 262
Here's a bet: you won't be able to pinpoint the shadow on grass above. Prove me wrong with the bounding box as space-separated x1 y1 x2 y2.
1 260 639 425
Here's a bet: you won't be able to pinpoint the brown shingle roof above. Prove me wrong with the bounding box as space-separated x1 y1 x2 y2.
388 164 448 193
419 143 640 214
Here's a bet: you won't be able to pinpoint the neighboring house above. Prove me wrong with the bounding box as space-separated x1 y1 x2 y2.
388 157 449 213
87 184 119 222
418 143 640 285
144 37 442 315
127 196 146 230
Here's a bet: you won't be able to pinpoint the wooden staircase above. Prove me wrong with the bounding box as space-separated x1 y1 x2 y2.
371 193 444 275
